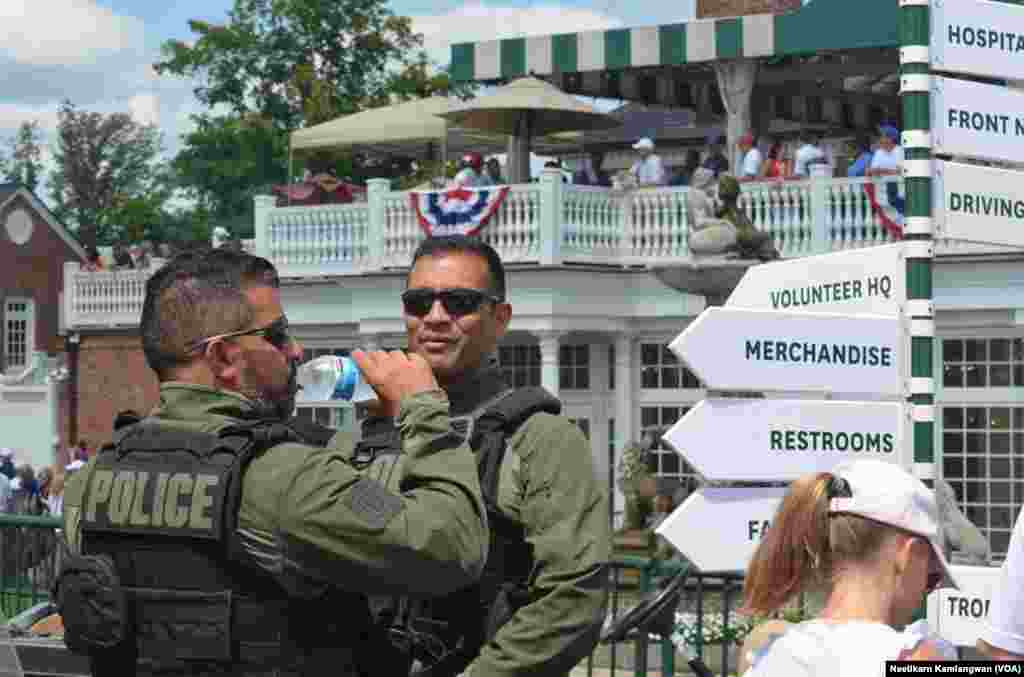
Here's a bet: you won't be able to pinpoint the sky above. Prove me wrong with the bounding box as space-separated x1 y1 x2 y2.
0 0 697 196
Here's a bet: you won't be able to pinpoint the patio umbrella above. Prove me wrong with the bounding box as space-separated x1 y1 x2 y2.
438 76 621 183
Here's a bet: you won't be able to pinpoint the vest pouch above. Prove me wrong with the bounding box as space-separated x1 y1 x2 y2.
54 553 128 654
131 588 233 662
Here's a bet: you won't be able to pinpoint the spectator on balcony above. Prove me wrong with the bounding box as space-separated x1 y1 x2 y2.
0 448 14 479
630 137 667 187
84 246 105 272
701 134 729 178
133 242 153 269
847 135 875 178
482 157 505 186
112 242 134 269
669 149 702 187
574 151 611 187
867 125 904 177
452 152 485 188
762 141 786 180
737 133 763 182
792 131 827 178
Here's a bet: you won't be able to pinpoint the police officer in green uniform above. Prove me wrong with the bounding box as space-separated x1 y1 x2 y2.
58 247 488 676
355 236 612 677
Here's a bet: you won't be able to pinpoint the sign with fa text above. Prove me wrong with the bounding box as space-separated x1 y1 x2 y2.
934 160 1024 248
931 0 1024 81
656 487 786 573
669 307 904 396
725 244 906 316
927 565 1001 647
932 76 1024 164
663 399 907 482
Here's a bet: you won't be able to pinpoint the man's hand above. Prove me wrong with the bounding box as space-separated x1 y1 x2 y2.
351 350 439 418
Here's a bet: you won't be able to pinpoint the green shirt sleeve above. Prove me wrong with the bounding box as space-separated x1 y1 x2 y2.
468 413 612 677
61 458 99 555
238 390 487 597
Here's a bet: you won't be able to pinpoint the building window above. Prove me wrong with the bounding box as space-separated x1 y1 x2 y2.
942 405 1024 560
569 418 590 439
499 344 541 388
4 298 32 371
641 406 699 495
942 338 1024 388
559 345 589 390
640 343 701 389
608 344 616 390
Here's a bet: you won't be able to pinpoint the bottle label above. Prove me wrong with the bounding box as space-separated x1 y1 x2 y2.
332 357 359 401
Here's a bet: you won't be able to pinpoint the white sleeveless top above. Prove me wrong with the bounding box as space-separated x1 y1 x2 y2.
742 620 956 677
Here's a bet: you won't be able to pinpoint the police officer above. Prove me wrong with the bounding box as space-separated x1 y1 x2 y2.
357 236 611 676
59 247 488 676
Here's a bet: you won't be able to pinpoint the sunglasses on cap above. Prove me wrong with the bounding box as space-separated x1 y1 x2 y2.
401 288 503 318
190 316 293 353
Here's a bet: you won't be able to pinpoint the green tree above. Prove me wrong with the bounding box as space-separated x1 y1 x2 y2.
154 0 422 131
49 101 170 249
1 121 44 192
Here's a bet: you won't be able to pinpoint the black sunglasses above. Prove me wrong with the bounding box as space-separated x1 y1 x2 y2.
401 288 503 318
190 316 292 353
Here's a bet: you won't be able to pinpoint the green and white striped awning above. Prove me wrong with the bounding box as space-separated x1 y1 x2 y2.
451 0 898 82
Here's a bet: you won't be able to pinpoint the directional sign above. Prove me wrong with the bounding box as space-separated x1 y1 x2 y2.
725 244 906 315
670 307 904 396
663 399 907 482
655 487 786 572
927 565 1000 647
931 0 1024 81
932 76 1024 164
934 160 1024 248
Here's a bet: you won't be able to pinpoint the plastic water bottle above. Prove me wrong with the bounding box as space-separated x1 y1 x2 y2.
295 355 378 403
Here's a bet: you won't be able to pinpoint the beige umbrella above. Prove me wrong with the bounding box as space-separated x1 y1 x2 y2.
438 76 620 183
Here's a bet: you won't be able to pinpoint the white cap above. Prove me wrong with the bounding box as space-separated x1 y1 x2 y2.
66 460 85 472
632 137 655 151
829 459 959 590
0 448 12 458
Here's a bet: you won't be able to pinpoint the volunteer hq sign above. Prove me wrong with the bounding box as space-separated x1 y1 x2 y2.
932 0 1024 80
932 76 1024 163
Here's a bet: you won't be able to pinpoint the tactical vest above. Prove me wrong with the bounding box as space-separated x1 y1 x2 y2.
57 420 373 677
354 386 562 677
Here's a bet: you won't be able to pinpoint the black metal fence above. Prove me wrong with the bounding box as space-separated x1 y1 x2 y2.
1 515 750 677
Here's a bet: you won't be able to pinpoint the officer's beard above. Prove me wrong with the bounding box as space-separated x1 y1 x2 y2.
243 359 300 421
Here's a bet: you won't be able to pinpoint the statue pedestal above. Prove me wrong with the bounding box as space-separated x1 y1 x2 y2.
649 258 758 306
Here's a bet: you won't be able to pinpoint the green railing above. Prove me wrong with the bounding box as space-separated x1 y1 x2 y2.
0 513 62 622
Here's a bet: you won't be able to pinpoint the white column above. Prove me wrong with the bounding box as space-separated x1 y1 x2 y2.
252 195 277 261
366 178 390 270
538 169 564 266
537 331 562 398
590 341 611 485
613 334 636 523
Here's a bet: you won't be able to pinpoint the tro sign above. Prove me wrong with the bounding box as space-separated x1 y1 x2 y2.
927 565 1000 647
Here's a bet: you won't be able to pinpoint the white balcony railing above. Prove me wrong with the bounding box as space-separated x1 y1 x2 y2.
63 173 1021 330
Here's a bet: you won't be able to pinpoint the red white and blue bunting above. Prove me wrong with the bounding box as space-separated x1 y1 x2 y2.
410 186 510 237
863 180 905 240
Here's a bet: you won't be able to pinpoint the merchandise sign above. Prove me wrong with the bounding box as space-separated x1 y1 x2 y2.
669 307 905 396
927 565 1000 647
725 244 906 316
934 160 1024 248
655 487 786 573
662 399 907 482
932 76 1024 165
931 0 1024 81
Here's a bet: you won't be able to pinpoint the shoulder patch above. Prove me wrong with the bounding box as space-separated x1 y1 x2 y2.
345 478 404 530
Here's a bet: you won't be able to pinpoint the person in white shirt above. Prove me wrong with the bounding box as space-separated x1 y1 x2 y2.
452 152 485 187
740 459 959 676
867 125 904 176
792 132 826 178
629 137 667 187
978 505 1024 660
737 133 763 182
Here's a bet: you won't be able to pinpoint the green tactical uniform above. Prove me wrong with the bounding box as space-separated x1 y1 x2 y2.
62 382 488 675
355 363 612 677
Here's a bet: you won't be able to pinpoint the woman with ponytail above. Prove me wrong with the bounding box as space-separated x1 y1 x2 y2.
739 459 959 675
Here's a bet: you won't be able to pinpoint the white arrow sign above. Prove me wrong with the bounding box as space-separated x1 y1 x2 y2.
663 399 907 482
927 565 1000 647
932 76 1024 164
726 244 906 315
656 487 786 572
934 160 1024 248
931 0 1024 81
669 307 905 396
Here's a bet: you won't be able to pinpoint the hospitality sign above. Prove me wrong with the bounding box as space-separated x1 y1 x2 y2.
932 0 1024 80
